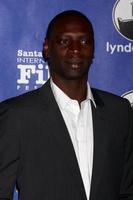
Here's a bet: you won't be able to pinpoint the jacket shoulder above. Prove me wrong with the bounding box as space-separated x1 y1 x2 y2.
0 80 51 110
92 88 131 109
0 88 40 109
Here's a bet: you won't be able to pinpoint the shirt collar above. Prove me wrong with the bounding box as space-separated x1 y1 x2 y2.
86 83 96 108
50 78 96 109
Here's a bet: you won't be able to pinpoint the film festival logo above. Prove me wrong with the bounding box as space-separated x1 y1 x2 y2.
122 91 133 108
17 50 49 91
113 0 133 41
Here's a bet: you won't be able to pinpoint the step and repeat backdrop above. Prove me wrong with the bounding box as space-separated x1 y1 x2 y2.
0 0 133 199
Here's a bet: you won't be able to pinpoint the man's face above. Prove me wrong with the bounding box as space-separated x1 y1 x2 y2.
44 15 94 82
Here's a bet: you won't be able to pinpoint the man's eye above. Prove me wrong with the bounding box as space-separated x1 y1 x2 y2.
80 39 89 46
59 39 69 47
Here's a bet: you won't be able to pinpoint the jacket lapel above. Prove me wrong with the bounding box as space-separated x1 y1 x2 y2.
89 103 106 199
90 90 113 200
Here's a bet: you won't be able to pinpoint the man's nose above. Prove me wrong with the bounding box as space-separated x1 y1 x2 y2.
69 41 81 54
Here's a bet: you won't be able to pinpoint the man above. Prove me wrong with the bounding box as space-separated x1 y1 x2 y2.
0 10 133 200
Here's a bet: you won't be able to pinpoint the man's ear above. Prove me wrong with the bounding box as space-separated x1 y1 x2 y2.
43 39 49 61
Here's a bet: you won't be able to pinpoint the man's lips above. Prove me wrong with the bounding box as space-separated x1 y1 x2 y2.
66 58 82 63
65 59 83 68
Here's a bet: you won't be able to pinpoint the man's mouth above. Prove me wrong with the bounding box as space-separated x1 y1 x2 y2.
71 63 81 69
65 59 83 69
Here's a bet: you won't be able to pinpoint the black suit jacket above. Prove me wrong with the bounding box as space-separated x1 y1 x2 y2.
0 80 133 200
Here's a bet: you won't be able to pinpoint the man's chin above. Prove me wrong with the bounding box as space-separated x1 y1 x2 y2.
61 72 88 81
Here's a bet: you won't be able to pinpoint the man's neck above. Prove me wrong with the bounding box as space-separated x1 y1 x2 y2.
51 77 88 104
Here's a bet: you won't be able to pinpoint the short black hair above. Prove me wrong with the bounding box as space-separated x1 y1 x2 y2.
45 10 94 40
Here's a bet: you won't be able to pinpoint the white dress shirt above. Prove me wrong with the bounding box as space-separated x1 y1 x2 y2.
50 79 96 200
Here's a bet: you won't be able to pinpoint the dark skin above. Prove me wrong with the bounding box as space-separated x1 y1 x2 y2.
44 15 94 104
